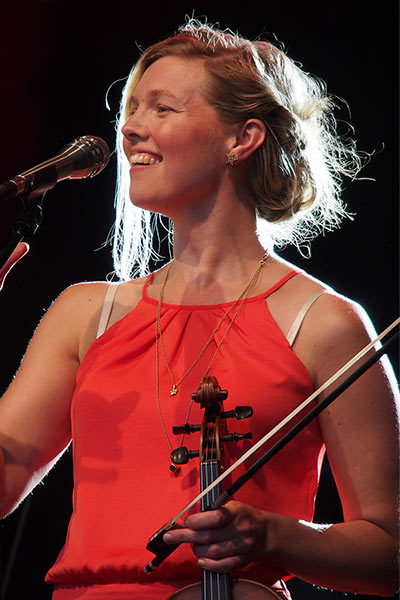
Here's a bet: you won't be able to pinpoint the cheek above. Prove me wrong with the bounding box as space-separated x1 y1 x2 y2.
169 126 226 169
198 123 230 165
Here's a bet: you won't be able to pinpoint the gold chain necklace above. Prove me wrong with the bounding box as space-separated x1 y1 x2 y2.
155 253 268 471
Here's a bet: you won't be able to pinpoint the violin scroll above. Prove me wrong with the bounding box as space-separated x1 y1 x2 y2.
170 375 253 467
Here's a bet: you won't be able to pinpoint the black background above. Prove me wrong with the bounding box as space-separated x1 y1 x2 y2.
0 1 398 599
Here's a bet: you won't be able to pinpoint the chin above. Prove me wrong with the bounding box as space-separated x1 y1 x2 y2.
129 191 169 214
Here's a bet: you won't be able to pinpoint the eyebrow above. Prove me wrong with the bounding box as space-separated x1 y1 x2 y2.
130 88 182 105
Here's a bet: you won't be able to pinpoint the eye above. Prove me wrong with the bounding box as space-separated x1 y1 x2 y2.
126 107 137 118
156 104 172 115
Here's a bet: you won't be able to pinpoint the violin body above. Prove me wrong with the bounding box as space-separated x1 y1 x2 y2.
167 578 284 599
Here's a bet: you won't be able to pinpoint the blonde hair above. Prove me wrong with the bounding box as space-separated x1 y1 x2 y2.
113 19 362 280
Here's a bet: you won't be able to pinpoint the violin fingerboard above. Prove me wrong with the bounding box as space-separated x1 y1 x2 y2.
200 461 233 600
200 461 221 510
202 570 232 599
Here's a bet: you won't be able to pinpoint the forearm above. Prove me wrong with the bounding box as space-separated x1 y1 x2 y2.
267 514 399 596
0 446 31 518
0 440 68 518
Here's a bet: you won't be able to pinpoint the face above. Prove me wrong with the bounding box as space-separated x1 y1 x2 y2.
121 56 235 217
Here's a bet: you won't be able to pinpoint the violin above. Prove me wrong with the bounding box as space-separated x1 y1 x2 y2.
147 376 283 600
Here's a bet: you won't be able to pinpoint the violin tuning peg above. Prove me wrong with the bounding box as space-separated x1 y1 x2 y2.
172 423 200 435
170 447 199 465
234 406 253 420
220 432 252 443
239 432 252 440
171 447 189 465
220 406 253 420
217 389 228 401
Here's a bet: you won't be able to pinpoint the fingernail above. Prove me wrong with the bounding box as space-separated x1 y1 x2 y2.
163 533 172 543
198 559 206 568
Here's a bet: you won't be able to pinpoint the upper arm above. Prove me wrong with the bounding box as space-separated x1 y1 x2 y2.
301 294 399 535
0 282 108 516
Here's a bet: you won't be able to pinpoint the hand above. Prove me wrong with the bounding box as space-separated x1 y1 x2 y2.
163 500 270 573
0 242 29 290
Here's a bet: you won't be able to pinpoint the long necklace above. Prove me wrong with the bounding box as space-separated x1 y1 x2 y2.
155 253 268 471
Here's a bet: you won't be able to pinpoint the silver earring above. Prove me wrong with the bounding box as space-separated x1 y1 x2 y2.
225 151 238 166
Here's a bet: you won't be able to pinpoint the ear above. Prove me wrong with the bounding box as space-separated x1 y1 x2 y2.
230 119 266 163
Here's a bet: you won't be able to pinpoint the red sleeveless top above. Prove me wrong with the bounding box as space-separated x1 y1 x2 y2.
46 272 325 598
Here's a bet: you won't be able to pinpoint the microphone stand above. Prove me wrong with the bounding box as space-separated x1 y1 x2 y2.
0 189 45 599
0 191 45 271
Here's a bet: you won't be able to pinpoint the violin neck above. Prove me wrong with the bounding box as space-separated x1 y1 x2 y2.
200 461 233 600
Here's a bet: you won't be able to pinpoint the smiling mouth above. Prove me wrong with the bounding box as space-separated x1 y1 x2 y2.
129 153 162 166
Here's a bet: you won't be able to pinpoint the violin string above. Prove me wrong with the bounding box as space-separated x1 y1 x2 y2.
201 419 224 597
202 425 220 596
166 315 400 525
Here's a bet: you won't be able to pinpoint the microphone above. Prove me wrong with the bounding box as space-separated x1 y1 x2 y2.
0 135 110 200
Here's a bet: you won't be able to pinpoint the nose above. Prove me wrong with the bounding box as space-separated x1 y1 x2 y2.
121 110 149 141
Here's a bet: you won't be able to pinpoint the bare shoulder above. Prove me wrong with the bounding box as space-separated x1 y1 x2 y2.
304 286 376 342
300 287 377 352
54 279 113 307
265 255 364 342
47 281 111 333
268 257 387 384
270 255 375 343
54 277 147 361
295 282 398 399
31 281 114 365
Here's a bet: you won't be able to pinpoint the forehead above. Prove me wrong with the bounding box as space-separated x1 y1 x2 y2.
131 55 208 102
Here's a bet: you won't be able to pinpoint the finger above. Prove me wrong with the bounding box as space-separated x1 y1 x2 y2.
193 537 246 559
184 507 233 531
163 523 235 546
197 554 247 573
0 242 29 289
6 242 29 268
163 527 193 544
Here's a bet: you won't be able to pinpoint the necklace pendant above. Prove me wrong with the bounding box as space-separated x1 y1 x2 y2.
169 463 180 474
169 386 178 396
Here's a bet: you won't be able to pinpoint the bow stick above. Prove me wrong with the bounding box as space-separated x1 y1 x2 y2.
144 316 399 572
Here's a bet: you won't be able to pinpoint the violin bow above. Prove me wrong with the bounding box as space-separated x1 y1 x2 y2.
144 316 399 571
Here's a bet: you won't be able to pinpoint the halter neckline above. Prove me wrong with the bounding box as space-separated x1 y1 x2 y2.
142 270 298 310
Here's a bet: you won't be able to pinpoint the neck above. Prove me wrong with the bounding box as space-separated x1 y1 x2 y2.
169 200 267 287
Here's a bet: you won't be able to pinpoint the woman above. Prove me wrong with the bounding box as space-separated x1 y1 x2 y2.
0 20 398 600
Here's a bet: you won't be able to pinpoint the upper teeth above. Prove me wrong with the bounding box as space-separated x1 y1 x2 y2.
130 153 161 165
